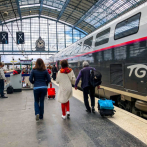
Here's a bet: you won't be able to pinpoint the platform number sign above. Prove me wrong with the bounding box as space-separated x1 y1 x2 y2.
0 32 8 44
16 32 24 44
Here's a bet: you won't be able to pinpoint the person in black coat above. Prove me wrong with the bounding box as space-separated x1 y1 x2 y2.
52 65 58 80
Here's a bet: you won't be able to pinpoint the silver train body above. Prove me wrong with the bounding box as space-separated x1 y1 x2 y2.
53 2 147 118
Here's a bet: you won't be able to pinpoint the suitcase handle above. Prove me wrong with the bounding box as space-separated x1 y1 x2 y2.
97 87 106 99
50 83 52 88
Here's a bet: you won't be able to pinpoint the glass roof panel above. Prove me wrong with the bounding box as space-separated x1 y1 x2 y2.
0 0 146 35
19 0 66 11
84 0 143 28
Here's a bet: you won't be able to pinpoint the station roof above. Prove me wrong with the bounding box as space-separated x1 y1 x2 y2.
0 0 146 34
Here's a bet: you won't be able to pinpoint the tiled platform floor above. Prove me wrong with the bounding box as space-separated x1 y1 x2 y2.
0 84 146 147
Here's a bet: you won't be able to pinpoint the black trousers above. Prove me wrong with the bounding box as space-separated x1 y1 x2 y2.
83 86 95 110
0 79 4 97
52 73 56 80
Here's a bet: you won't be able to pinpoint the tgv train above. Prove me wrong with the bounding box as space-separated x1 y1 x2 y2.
53 3 147 118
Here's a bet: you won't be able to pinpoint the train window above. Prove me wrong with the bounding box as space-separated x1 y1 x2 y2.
75 42 82 54
114 46 126 60
65 46 75 56
114 13 141 40
104 49 112 61
96 52 103 62
95 28 110 46
83 36 93 50
110 64 123 86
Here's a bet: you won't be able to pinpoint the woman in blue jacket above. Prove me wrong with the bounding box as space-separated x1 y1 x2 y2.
29 58 51 121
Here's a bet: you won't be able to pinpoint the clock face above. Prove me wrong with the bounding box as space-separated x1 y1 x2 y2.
37 40 45 48
36 37 45 49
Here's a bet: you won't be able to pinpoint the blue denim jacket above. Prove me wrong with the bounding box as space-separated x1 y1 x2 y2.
29 69 51 89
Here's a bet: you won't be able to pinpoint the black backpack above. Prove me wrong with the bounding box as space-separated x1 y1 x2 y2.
89 69 102 87
7 86 13 94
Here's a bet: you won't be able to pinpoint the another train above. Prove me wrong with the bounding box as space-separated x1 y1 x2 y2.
51 2 147 118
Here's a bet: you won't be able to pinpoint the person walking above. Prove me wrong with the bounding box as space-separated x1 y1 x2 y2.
0 62 8 98
48 64 52 70
75 61 96 113
56 60 75 119
52 65 58 80
47 66 52 76
29 58 51 121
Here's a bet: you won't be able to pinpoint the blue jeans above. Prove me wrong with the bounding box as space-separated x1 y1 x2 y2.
33 88 47 118
0 79 4 97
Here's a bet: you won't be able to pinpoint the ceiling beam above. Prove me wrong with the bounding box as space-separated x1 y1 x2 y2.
0 50 58 53
39 0 44 17
57 0 71 21
0 15 87 35
1 54 55 55
15 0 22 20
73 0 103 28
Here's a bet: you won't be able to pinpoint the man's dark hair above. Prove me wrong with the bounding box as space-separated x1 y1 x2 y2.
60 60 68 68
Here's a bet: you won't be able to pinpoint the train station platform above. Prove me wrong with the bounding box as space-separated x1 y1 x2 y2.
0 83 147 147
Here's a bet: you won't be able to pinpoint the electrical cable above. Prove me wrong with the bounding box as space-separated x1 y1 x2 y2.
9 0 28 58
0 12 24 55
9 0 19 31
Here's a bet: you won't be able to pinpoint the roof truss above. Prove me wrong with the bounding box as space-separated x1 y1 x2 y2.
0 0 146 34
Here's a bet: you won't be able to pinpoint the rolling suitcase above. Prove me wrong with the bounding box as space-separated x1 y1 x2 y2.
47 83 56 99
98 88 115 117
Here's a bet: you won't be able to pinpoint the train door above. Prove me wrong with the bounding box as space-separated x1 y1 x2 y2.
124 63 147 94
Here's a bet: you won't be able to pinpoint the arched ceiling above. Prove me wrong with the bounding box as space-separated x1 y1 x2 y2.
0 0 146 34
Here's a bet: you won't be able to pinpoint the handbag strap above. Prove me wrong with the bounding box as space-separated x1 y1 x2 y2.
66 73 70 81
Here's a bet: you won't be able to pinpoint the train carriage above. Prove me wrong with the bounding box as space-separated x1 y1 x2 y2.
52 3 147 118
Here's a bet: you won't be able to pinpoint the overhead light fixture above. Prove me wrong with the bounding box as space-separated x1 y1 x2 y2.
42 5 59 10
20 4 60 10
20 4 40 8
3 11 8 17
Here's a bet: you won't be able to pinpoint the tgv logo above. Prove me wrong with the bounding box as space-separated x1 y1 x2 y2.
127 64 147 78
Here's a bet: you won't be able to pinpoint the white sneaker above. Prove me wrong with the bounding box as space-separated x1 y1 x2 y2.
62 115 66 119
66 111 70 119
36 114 39 121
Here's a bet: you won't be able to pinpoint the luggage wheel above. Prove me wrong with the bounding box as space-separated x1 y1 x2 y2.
100 114 104 117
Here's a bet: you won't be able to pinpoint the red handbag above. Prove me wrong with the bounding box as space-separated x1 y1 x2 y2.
47 69 51 74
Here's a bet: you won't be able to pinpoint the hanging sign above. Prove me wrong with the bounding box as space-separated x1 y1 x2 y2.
16 32 25 44
0 31 8 44
20 60 32 65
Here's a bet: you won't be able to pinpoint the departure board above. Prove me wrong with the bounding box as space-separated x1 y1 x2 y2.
20 60 32 65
